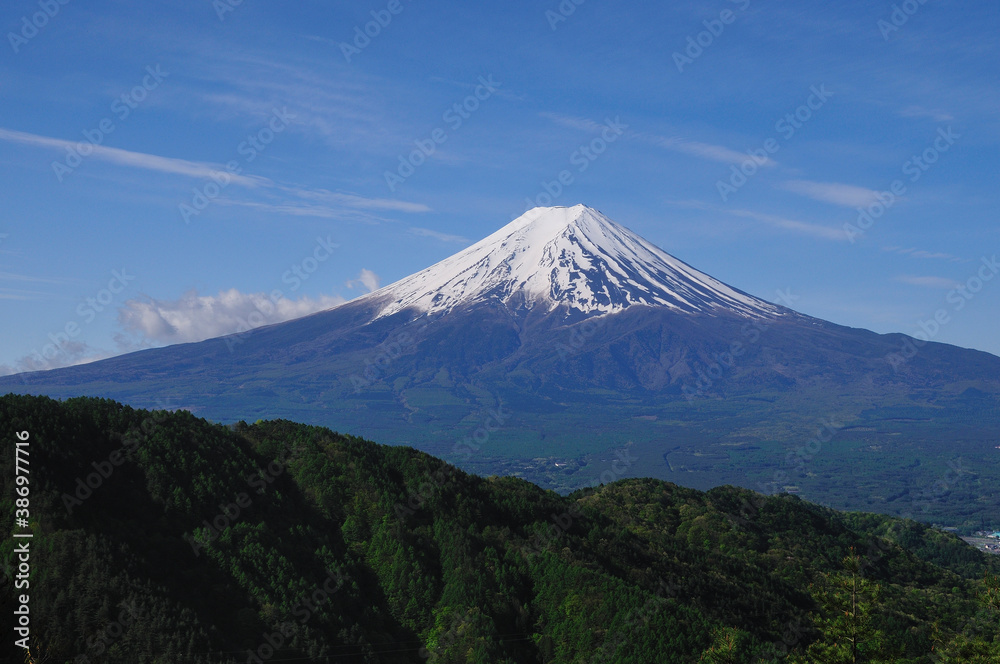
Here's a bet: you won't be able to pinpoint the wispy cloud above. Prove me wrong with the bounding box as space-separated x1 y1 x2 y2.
674 200 845 241
778 180 880 208
0 288 59 301
541 114 773 168
0 125 431 219
727 209 846 241
408 227 470 244
214 199 362 220
0 271 77 285
215 192 426 223
280 187 431 213
429 75 522 101
0 127 266 187
0 271 78 301
900 106 954 122
174 48 398 150
540 113 609 133
213 184 430 222
894 274 962 289
639 133 776 167
883 246 968 263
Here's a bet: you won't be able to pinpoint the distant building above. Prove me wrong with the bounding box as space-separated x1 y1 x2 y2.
989 532 1000 539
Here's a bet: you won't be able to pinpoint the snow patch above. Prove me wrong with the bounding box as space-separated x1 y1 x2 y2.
365 205 780 320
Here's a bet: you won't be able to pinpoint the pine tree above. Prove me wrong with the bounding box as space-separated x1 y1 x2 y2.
697 626 750 663
983 570 1000 612
799 549 886 663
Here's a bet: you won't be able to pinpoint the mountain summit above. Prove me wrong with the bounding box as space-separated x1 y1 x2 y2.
369 205 779 320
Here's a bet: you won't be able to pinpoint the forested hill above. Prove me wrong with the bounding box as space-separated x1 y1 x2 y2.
1 394 998 663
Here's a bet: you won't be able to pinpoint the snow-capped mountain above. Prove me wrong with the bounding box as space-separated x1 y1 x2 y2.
4 203 999 511
368 205 779 320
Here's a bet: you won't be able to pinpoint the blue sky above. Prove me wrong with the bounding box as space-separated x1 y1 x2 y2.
1 0 998 373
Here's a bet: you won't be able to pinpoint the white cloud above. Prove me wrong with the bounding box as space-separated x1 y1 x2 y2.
882 246 968 263
0 288 58 301
541 114 774 168
0 126 435 235
346 269 380 293
213 186 430 222
0 270 78 285
176 48 401 151
729 209 846 241
778 180 880 208
118 288 346 344
431 75 523 101
662 138 772 166
0 341 112 376
0 282 334 373
0 270 77 302
894 275 962 289
540 112 608 133
280 187 431 213
215 199 371 221
409 227 470 244
900 106 954 122
0 128 432 220
637 132 776 167
672 200 845 241
0 127 266 187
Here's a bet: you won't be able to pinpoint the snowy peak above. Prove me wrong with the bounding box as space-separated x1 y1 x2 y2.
368 205 780 319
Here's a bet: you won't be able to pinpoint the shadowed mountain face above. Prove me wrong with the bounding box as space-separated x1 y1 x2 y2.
4 205 999 526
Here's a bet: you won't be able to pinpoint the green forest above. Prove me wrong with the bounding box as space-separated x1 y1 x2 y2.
1 394 998 663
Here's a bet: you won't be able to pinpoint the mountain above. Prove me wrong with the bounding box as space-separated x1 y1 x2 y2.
3 395 999 663
3 205 1000 528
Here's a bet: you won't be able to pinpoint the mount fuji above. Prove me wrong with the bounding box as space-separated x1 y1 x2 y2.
4 205 999 525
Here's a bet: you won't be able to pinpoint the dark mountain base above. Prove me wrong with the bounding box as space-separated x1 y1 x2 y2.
4 301 999 531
